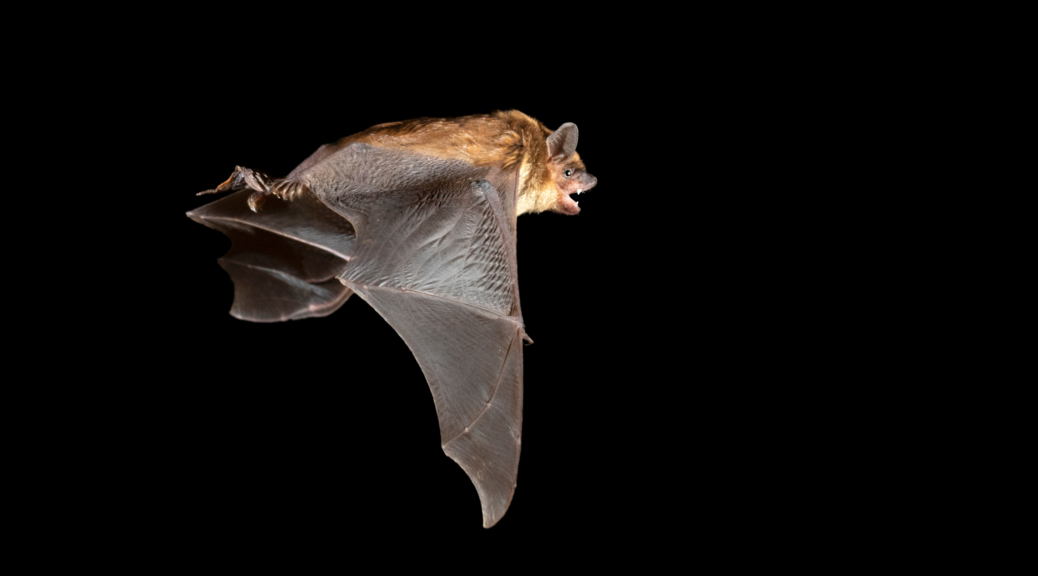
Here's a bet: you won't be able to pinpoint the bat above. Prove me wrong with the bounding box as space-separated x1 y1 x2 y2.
187 111 597 527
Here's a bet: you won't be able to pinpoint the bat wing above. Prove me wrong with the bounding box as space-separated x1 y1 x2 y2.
302 144 525 527
187 187 356 321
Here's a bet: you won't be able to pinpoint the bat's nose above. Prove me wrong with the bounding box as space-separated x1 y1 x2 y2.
583 173 598 190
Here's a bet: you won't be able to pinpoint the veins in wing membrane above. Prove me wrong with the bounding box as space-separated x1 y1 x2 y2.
440 327 520 448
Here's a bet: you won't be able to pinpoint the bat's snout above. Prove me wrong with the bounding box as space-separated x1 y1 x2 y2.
557 172 597 215
582 173 598 191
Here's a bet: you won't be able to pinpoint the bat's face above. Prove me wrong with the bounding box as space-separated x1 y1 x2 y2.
516 121 597 216
549 152 597 215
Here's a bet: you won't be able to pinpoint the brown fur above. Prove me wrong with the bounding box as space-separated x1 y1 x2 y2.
319 111 592 215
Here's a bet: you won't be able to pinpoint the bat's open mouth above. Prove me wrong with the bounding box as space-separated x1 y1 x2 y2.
559 178 597 215
559 192 581 215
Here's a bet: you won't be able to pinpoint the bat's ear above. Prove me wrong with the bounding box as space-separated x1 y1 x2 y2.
547 122 579 163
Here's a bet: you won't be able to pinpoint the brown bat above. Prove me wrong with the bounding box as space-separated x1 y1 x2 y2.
187 110 597 527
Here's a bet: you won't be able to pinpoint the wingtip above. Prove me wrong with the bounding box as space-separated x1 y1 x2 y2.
481 504 502 529
475 473 518 529
443 447 517 528
479 484 517 528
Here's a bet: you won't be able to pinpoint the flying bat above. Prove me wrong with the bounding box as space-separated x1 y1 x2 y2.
187 111 597 527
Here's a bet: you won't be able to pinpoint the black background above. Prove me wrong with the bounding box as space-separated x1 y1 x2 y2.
49 38 813 557
80 57 707 546
22 11 925 564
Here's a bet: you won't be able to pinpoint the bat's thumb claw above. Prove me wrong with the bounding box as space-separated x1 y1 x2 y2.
247 190 271 212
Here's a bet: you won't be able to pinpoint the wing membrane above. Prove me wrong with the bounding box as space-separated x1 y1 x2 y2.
305 144 524 526
187 188 356 321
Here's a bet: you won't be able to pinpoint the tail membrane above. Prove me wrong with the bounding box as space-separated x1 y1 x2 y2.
187 188 356 322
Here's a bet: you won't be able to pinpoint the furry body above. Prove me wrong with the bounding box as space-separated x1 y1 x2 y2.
285 110 595 216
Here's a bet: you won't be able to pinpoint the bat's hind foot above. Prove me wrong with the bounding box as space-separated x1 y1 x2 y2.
197 166 308 213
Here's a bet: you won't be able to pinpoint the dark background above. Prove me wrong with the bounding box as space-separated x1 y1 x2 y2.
22 13 934 562
53 44 818 554
81 60 706 545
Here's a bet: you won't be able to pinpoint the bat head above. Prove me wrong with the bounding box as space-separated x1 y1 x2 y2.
546 123 597 215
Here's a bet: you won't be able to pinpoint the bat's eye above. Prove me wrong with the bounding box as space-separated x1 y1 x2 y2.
564 169 573 178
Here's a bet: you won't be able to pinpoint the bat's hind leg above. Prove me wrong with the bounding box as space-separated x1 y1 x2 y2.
197 166 309 213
